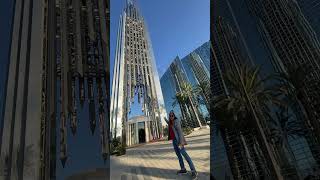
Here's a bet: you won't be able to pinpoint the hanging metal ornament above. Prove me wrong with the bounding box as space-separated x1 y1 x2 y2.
88 77 96 135
70 76 77 135
60 112 68 168
79 76 85 106
52 0 109 169
97 78 108 162
67 1 78 136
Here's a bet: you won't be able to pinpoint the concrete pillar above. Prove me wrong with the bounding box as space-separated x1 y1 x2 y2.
136 123 139 144
127 124 130 146
145 121 149 142
126 123 129 146
149 122 152 141
129 124 131 146
134 124 137 145
128 124 131 146
131 124 133 145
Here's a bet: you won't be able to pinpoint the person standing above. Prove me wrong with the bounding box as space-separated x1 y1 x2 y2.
165 110 198 179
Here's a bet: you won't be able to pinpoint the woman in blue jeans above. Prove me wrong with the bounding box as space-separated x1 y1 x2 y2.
165 110 198 179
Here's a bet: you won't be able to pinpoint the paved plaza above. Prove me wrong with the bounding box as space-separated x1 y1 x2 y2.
110 128 210 180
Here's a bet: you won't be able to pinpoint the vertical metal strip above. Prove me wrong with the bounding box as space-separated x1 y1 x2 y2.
18 0 33 179
5 0 26 178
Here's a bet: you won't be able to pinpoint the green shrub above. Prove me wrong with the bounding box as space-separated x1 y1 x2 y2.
111 137 126 156
116 144 126 156
163 126 168 137
183 127 193 136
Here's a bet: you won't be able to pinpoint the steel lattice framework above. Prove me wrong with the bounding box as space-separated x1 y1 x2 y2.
110 0 167 145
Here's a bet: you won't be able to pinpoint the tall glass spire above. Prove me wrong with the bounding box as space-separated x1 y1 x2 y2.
111 0 167 146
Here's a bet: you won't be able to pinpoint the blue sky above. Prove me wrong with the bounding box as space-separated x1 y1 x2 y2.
110 0 210 78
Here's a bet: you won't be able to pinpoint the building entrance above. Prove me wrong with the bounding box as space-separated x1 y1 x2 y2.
138 122 146 143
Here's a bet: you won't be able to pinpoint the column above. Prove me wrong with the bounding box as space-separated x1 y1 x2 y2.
136 122 139 144
145 121 149 142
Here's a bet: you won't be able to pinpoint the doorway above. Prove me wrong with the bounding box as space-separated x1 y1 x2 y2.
138 122 146 143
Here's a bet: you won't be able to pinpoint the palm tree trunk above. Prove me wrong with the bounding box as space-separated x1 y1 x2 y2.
297 94 320 143
180 105 186 127
200 90 210 109
239 132 258 178
294 95 320 166
283 137 301 178
252 134 271 177
179 103 187 127
184 103 193 127
188 95 203 127
242 130 268 178
220 128 240 179
233 130 253 179
248 108 282 179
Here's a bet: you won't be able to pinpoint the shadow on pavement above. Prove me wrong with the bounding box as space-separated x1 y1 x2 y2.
127 144 209 155
117 165 210 180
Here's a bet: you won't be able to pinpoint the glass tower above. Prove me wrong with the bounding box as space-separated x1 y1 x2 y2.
160 42 210 129
246 0 320 111
194 42 211 73
246 0 320 177
212 0 320 179
297 0 320 40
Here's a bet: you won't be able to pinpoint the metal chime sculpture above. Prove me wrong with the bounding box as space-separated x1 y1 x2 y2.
111 0 167 145
129 72 158 139
132 74 146 111
55 0 109 168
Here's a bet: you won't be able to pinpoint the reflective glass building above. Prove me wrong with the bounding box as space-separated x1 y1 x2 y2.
212 0 320 179
297 0 320 40
160 42 210 128
194 41 211 72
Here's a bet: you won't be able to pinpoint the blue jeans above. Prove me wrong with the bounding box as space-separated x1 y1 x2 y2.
172 139 196 172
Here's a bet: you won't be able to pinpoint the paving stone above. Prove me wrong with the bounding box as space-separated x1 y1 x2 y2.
111 128 210 180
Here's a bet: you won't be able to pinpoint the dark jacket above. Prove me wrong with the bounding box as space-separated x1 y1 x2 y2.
165 117 187 145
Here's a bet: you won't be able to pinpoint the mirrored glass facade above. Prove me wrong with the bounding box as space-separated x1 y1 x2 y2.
212 0 320 179
160 42 210 128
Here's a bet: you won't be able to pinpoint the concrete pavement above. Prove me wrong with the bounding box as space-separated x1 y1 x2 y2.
110 128 210 180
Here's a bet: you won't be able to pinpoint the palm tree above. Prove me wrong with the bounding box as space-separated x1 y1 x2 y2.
214 64 275 129
213 64 281 179
273 65 320 167
194 81 210 108
213 105 255 179
267 106 305 179
172 83 202 127
172 93 190 127
273 65 320 140
179 82 203 127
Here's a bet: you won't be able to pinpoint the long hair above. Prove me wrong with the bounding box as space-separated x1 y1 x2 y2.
169 110 178 120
